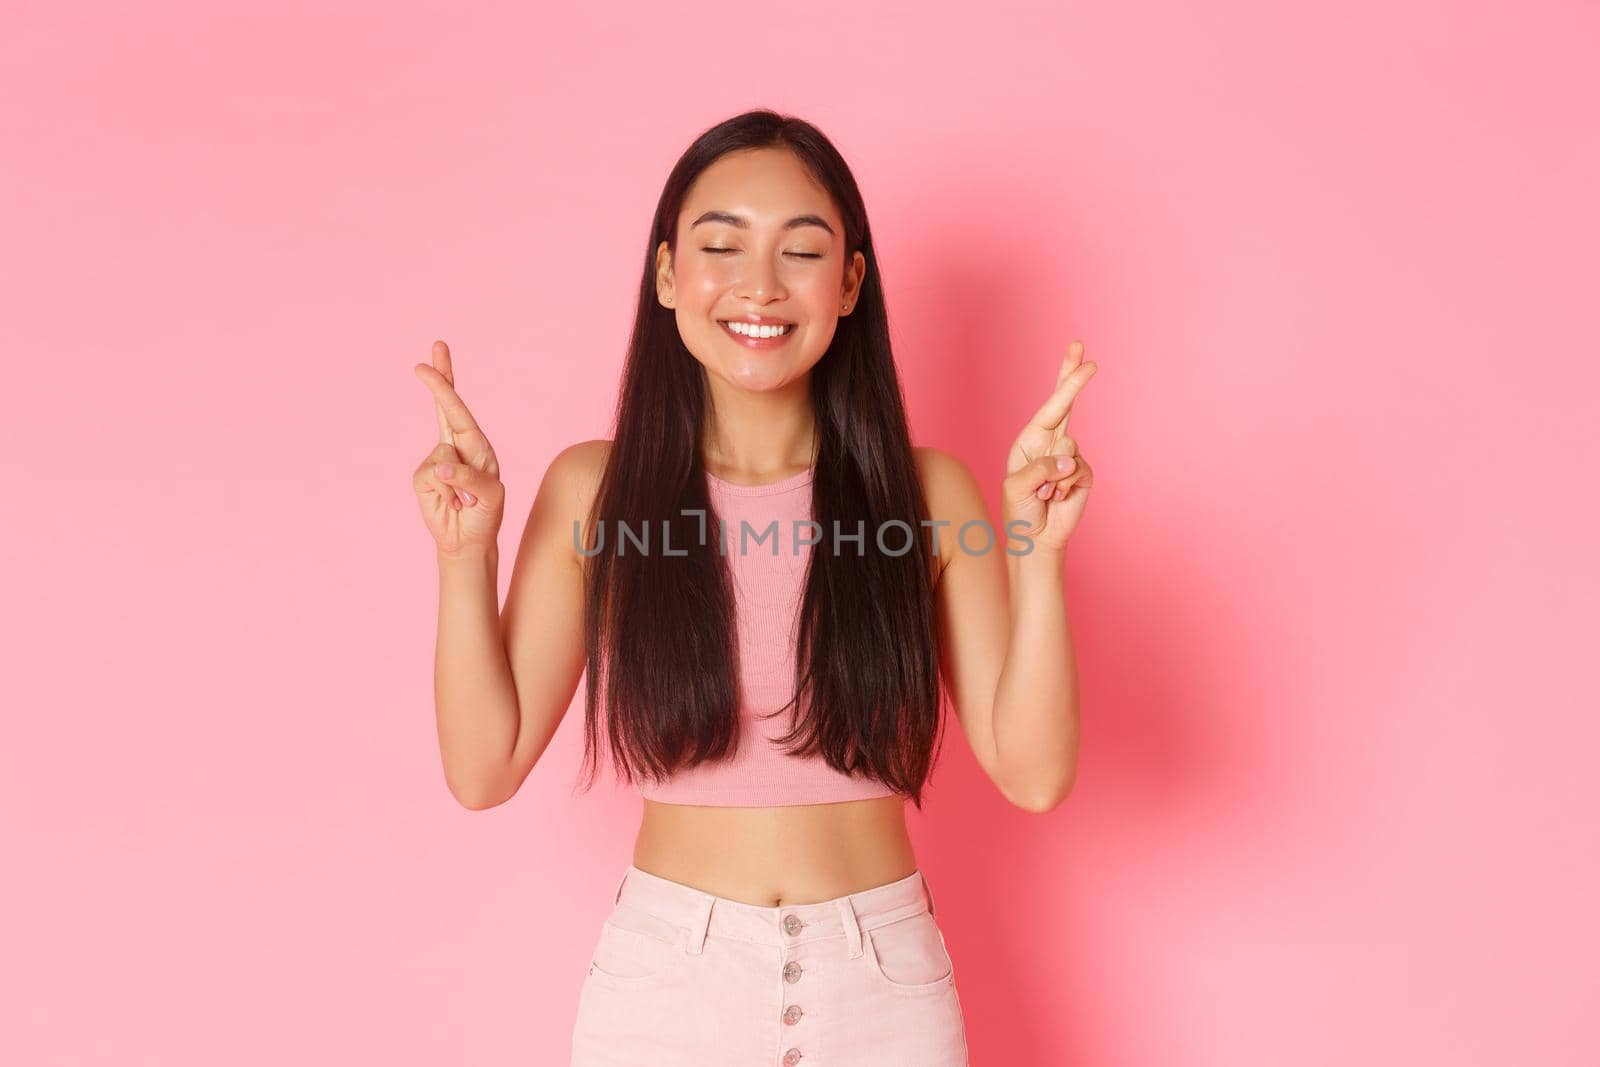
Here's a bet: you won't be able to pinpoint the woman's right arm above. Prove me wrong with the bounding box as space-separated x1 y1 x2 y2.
413 340 600 809
431 442 598 809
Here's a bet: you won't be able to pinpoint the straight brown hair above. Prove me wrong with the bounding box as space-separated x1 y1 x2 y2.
577 109 947 809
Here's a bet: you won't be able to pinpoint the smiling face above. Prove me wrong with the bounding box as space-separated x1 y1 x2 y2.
656 147 866 395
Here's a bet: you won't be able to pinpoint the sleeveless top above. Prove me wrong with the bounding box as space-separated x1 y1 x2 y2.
634 465 900 807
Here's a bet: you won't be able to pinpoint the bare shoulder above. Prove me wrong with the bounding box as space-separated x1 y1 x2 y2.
527 438 613 565
912 445 989 584
913 445 984 514
545 438 612 500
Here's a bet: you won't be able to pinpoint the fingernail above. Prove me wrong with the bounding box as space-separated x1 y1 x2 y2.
1055 456 1074 471
462 490 476 505
436 463 455 479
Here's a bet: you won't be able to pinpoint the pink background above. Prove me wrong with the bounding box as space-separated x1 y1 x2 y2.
4 2 1596 1064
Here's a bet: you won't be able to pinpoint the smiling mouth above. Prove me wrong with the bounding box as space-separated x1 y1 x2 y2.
719 319 794 336
718 320 797 348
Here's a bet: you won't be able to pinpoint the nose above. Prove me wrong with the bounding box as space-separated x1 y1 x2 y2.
734 254 787 304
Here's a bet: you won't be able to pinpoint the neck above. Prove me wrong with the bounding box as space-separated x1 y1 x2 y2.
701 383 817 481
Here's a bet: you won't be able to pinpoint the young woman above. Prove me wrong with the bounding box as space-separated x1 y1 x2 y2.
411 110 1096 1067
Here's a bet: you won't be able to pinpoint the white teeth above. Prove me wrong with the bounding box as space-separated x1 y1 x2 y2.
724 321 792 338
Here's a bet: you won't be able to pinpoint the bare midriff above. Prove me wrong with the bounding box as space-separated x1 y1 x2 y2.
633 794 917 906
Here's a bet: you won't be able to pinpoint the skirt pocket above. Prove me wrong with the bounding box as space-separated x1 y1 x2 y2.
587 902 688 987
861 910 956 995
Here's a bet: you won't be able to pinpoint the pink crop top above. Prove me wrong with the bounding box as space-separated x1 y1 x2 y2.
634 465 900 807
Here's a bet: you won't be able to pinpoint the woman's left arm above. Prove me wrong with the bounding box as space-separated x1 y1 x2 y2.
921 341 1097 813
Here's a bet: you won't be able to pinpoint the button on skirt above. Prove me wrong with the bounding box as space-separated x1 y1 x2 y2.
569 863 969 1066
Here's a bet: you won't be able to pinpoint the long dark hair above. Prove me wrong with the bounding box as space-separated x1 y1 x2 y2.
577 109 946 809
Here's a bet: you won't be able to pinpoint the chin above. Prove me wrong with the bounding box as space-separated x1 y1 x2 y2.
722 361 804 391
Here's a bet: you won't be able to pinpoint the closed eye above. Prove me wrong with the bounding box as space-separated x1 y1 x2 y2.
701 248 822 259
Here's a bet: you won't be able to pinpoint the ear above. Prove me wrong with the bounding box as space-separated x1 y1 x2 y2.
840 250 867 314
655 241 675 308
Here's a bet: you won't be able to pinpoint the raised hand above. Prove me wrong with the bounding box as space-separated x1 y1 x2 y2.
411 340 506 557
1001 340 1097 555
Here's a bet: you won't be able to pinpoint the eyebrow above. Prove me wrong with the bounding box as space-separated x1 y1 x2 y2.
690 210 836 237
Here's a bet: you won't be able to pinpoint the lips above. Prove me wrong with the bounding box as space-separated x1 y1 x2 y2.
718 320 797 350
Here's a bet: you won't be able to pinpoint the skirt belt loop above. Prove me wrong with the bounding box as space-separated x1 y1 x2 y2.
685 895 712 956
837 894 864 959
